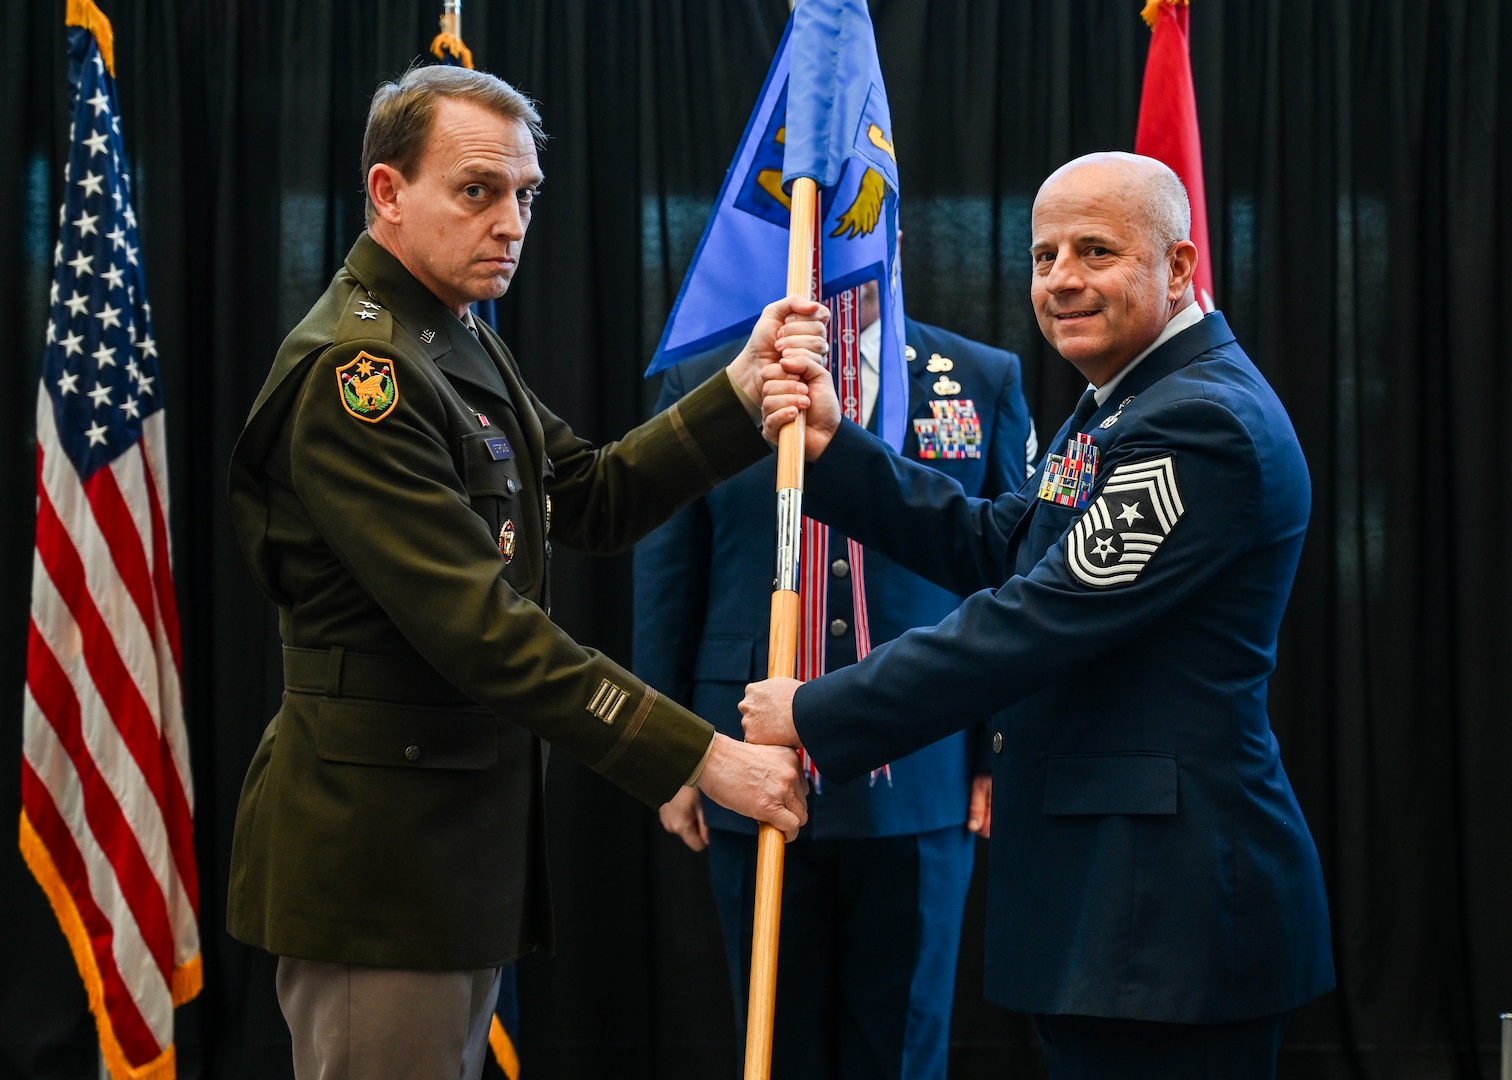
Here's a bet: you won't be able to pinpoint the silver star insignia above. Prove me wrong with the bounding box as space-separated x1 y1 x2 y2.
356 309 377 320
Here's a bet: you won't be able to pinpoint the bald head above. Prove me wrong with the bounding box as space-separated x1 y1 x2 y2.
1028 152 1200 384
1037 152 1191 252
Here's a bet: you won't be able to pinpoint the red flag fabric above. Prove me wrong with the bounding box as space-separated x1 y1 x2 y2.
20 2 201 1078
1135 0 1215 311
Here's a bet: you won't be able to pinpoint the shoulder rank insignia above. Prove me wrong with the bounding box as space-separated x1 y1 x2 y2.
1065 454 1184 589
337 351 399 423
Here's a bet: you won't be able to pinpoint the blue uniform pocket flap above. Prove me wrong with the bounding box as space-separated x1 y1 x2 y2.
1042 752 1178 816
692 636 759 683
317 699 497 770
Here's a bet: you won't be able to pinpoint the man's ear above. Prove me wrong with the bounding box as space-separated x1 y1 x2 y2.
368 163 403 225
1166 239 1198 301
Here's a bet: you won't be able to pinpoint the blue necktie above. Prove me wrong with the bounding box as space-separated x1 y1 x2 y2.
1069 386 1099 433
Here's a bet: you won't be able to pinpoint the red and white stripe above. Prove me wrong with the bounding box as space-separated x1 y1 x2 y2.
797 285 887 786
22 398 200 1077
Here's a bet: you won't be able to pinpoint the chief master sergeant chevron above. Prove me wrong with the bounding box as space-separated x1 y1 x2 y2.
743 151 1334 1079
225 65 819 1080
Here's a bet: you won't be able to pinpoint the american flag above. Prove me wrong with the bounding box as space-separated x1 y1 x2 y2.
19 4 201 1079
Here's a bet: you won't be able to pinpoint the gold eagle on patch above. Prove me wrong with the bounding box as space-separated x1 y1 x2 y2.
337 351 399 423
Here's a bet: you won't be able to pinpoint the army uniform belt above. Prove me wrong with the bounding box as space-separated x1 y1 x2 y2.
282 645 478 707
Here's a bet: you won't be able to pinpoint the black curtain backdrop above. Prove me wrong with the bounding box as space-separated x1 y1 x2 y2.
1 1 1508 1077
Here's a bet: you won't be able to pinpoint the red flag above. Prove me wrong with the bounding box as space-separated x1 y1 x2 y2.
21 2 201 1077
1135 0 1215 311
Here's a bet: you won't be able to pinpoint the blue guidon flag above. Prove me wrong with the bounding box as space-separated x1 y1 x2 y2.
646 0 908 450
1066 455 1185 588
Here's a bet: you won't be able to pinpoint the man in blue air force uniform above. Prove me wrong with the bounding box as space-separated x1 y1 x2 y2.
634 275 1035 1078
742 152 1334 1079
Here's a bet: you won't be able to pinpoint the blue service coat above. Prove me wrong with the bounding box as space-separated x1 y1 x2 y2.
634 318 1033 837
792 312 1336 1023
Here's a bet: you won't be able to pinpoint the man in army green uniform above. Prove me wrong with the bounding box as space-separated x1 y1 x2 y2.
226 65 820 1080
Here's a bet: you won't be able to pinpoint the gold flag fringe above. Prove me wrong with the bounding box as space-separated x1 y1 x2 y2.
21 812 200 1080
66 0 116 76
1141 0 1190 32
488 1015 522 1079
430 31 475 70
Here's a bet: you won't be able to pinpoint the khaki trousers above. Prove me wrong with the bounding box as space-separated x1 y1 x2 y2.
276 957 502 1080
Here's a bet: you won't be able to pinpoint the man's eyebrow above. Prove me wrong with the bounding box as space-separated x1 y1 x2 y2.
455 164 506 184
459 165 544 188
1029 232 1118 252
454 163 544 183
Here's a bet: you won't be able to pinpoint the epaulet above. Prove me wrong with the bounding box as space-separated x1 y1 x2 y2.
333 282 395 345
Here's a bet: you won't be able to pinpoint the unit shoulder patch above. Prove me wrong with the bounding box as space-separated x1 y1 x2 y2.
1065 455 1184 588
336 351 399 423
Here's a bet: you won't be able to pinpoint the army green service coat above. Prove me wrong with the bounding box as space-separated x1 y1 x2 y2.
227 233 768 969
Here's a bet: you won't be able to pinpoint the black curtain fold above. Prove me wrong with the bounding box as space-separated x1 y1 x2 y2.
1 2 1507 1077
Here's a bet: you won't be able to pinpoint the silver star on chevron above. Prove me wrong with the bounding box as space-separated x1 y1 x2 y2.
1116 502 1144 526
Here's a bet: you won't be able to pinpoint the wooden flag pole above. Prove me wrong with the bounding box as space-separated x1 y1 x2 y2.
744 175 819 1080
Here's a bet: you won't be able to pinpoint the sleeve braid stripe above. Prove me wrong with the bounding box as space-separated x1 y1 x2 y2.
668 402 724 488
592 687 656 774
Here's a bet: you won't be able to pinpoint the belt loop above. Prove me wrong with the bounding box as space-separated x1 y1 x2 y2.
324 646 346 697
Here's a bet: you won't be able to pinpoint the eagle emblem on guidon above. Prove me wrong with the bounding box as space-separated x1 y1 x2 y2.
337 351 399 423
752 122 897 240
1065 455 1184 589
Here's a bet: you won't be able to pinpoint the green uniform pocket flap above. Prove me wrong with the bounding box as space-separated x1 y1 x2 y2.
459 431 522 499
316 699 497 770
1042 752 1178 816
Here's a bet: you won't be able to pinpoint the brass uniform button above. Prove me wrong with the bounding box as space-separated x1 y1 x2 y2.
829 618 848 637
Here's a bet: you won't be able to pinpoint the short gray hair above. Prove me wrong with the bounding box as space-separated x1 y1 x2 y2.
1141 165 1192 250
361 65 545 224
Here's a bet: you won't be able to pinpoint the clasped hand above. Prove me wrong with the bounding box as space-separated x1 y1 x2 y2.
758 352 841 460
725 296 830 406
695 732 808 841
